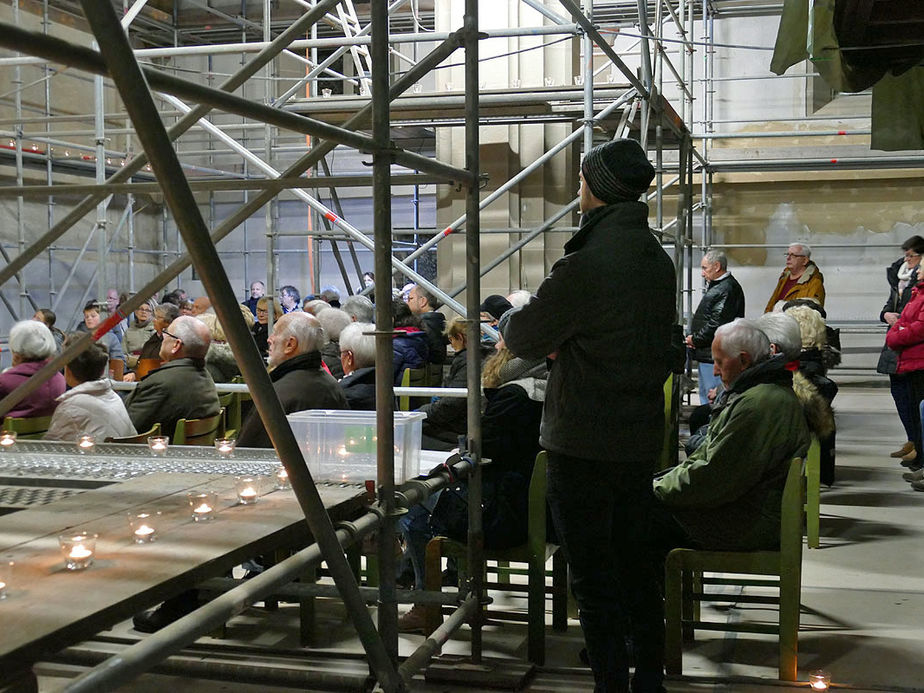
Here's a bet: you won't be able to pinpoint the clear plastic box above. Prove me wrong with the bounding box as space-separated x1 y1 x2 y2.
286 410 426 484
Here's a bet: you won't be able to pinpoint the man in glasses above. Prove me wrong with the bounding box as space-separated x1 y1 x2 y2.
124 315 220 442
765 241 826 312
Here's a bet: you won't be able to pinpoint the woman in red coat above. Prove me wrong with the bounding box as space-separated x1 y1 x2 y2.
885 276 924 471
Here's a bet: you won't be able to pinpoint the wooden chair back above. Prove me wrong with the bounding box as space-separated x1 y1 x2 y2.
134 358 162 379
108 359 125 381
105 423 162 444
172 408 224 446
1 415 53 440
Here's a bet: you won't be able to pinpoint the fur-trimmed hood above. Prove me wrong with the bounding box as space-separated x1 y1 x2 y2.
792 370 835 439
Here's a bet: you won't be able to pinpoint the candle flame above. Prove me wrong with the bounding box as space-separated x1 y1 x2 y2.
194 503 212 514
69 544 92 559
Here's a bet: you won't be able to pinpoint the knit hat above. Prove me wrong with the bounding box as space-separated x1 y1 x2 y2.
581 139 655 204
480 295 513 321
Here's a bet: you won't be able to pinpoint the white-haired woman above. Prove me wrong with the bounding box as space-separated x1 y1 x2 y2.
0 320 66 418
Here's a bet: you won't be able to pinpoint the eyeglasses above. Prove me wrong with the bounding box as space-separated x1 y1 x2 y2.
162 328 182 342
905 252 920 259
256 308 269 314
783 253 806 258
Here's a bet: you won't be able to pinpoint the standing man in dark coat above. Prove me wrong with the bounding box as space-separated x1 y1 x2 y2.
685 248 745 403
501 138 675 693
125 315 220 441
237 312 348 448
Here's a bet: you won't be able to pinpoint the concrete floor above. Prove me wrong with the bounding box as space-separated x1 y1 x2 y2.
35 381 924 692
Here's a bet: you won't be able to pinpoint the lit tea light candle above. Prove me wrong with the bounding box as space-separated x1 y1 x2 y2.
0 431 16 449
214 438 236 458
77 435 95 453
59 531 97 571
128 511 159 544
275 466 290 491
147 436 168 456
809 671 831 691
235 477 259 505
0 581 6 600
0 558 12 599
187 491 217 522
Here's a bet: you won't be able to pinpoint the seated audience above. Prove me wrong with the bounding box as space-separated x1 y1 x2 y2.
196 305 254 383
392 298 429 384
419 317 470 450
338 322 378 410
317 308 352 379
243 280 265 316
237 312 348 448
191 296 212 316
134 302 180 367
785 303 836 393
76 300 125 367
161 289 185 306
122 300 156 369
179 300 194 316
397 341 548 631
45 340 136 442
406 284 447 364
124 315 220 441
33 308 66 352
106 288 128 344
342 294 374 323
480 295 512 328
652 319 811 554
252 297 282 358
0 320 65 418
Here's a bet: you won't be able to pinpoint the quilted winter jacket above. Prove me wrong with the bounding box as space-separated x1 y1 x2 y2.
885 285 924 373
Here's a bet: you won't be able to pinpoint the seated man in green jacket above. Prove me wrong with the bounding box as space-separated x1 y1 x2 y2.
653 318 811 552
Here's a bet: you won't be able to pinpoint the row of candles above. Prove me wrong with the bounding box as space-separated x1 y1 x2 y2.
0 468 292 598
0 431 240 459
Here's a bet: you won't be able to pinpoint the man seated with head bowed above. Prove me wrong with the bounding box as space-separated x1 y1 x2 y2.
653 318 811 553
338 322 379 411
124 315 220 441
237 312 348 448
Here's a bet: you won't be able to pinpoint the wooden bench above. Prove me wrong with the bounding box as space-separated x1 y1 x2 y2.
0 472 366 692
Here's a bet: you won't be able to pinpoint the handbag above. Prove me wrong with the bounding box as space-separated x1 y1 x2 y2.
877 345 898 375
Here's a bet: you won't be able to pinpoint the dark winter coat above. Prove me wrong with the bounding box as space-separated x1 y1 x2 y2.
689 273 745 362
392 327 429 385
500 201 676 462
419 348 468 445
419 311 448 364
320 340 345 380
237 351 348 448
339 366 378 411
124 357 220 441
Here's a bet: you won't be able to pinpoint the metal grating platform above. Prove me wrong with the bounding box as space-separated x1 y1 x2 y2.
0 485 83 508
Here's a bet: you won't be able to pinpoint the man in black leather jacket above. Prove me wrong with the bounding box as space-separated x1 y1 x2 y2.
685 249 745 403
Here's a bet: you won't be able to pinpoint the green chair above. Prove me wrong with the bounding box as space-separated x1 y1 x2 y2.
664 456 805 681
422 451 568 665
105 423 162 444
217 391 241 439
660 372 677 470
398 366 430 412
172 408 224 446
804 436 821 549
1 415 53 440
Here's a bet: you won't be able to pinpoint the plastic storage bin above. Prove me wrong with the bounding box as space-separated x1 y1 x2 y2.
286 410 426 484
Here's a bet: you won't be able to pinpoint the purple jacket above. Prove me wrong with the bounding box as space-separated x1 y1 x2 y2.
0 359 66 419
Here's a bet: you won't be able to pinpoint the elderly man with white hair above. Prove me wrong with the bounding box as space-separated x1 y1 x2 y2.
124 315 219 441
0 320 66 418
765 241 825 312
653 318 811 552
237 312 347 448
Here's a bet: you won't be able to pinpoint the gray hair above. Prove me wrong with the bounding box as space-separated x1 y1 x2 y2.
9 320 56 361
320 286 340 303
302 299 330 316
790 242 812 259
410 284 440 310
754 312 801 361
316 307 352 342
703 248 728 270
507 290 532 308
154 302 180 323
714 318 770 364
784 304 827 350
339 322 376 368
276 312 325 353
342 294 374 323
170 315 210 359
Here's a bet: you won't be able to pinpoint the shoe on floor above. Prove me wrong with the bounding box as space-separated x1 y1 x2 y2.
891 441 915 458
132 590 200 633
397 604 436 633
903 468 924 482
901 454 919 468
911 479 924 492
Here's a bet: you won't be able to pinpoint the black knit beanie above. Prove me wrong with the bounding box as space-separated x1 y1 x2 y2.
581 139 655 204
